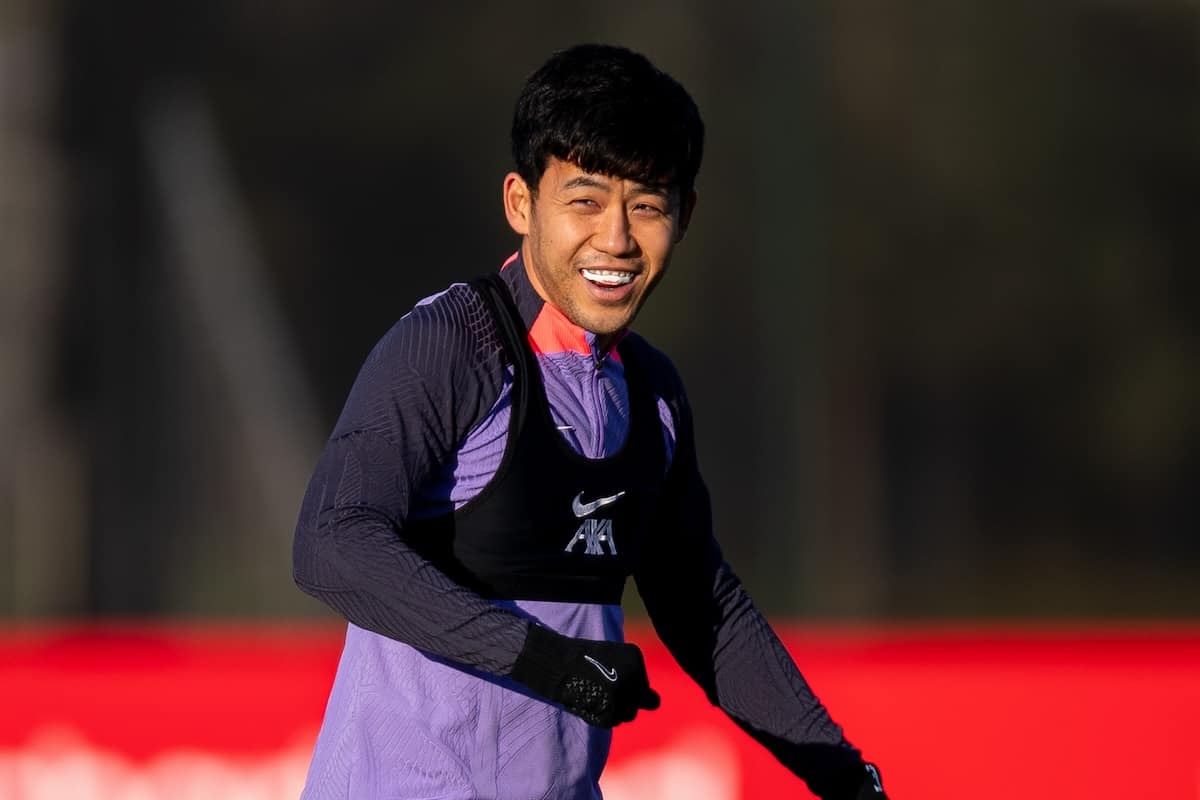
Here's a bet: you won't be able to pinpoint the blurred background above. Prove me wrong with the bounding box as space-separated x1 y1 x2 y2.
3 2 1199 798
3 0 1196 622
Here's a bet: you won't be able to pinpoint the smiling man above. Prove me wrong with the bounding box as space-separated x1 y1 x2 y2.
293 44 889 800
505 159 689 349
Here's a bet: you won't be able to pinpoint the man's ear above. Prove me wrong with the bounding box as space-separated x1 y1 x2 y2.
675 189 698 243
503 172 533 236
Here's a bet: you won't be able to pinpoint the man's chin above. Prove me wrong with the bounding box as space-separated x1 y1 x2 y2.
580 312 633 338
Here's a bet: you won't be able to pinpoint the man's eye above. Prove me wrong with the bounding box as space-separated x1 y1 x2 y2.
633 203 664 216
572 197 600 208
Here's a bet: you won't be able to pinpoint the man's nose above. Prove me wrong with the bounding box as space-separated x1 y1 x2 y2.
592 205 636 256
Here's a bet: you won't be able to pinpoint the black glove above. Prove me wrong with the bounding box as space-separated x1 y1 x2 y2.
799 753 890 800
853 763 888 800
510 623 661 728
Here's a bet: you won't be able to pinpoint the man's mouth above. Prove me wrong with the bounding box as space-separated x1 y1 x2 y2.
580 268 635 287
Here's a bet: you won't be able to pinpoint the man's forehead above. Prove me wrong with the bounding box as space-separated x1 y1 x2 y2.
545 159 675 197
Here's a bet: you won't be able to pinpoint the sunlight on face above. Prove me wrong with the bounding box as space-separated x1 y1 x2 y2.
504 158 694 347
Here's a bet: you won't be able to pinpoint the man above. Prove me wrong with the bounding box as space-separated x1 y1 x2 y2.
293 44 889 800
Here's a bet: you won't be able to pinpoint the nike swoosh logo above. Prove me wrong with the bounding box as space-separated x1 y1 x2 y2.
583 655 618 682
572 491 626 518
866 764 883 793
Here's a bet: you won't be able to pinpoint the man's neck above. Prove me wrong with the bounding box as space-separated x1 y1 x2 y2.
515 247 626 359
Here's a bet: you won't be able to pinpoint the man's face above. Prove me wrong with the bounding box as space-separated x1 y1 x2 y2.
504 157 695 342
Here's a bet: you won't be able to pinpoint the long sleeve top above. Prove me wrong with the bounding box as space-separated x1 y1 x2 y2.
292 253 866 800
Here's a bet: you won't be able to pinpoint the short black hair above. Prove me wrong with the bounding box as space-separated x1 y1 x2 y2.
511 44 704 198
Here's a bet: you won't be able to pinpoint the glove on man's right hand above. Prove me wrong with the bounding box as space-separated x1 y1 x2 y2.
511 623 661 728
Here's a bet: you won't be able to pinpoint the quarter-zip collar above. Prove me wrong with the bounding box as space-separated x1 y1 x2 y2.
498 251 628 364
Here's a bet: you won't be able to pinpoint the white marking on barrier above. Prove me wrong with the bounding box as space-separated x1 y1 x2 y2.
0 727 314 800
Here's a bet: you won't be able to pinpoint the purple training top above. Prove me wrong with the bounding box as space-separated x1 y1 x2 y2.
292 254 864 799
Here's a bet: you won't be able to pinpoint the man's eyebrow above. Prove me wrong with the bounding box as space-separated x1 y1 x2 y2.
630 183 672 200
561 175 610 191
560 175 673 200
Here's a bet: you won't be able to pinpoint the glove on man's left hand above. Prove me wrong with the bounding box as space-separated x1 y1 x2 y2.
813 760 890 800
852 763 888 800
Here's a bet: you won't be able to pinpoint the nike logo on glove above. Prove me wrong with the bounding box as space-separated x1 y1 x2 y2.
572 491 626 518
866 764 883 792
583 655 619 682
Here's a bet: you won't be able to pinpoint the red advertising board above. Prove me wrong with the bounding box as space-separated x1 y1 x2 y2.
1 624 1198 799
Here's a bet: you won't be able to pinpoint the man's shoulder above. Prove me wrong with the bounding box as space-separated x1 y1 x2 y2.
621 331 686 400
364 280 502 374
332 280 509 443
397 281 486 334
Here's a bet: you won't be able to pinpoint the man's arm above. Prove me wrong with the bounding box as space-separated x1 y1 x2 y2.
292 286 531 671
293 284 662 725
633 366 887 800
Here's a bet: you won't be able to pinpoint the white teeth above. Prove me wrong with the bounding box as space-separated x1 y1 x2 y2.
581 269 634 286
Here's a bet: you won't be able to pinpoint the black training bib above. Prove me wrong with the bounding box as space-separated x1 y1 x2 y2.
403 274 666 604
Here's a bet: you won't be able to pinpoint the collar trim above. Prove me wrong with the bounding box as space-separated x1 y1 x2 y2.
500 252 626 361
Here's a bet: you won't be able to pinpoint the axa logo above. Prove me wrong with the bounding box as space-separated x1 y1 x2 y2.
564 490 624 556
565 519 618 555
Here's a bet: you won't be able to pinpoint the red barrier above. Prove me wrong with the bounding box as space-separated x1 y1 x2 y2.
2 624 1198 799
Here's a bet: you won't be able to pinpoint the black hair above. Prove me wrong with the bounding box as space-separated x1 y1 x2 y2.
511 44 704 198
